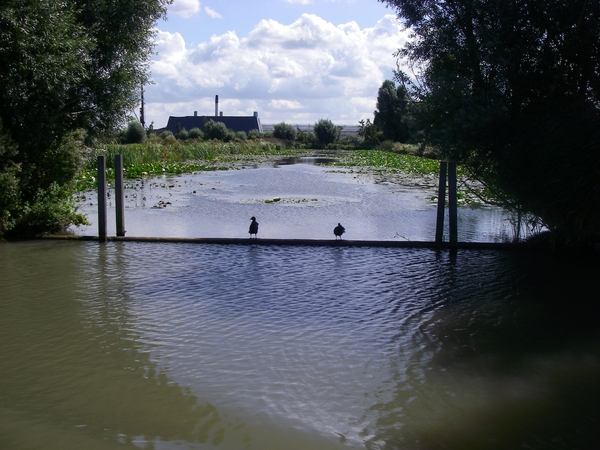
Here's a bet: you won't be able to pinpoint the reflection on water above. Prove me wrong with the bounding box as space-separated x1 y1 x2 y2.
274 156 339 166
71 164 513 242
1 241 599 449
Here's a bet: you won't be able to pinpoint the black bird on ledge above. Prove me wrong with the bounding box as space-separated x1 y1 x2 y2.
249 216 259 238
334 223 345 240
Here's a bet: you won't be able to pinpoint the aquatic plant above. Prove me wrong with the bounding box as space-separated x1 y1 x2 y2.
332 150 441 176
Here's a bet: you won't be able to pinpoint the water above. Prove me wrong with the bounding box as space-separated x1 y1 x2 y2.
71 163 513 242
1 240 599 449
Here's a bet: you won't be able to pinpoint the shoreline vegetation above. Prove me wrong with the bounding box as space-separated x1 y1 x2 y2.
78 137 480 203
78 137 496 213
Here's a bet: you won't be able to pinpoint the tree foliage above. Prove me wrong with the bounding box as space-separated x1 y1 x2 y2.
273 122 297 140
203 120 231 141
0 0 170 238
314 119 340 146
373 80 413 142
381 0 600 247
125 122 146 144
357 119 381 145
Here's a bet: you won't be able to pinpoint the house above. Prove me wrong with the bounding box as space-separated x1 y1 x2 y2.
165 95 263 135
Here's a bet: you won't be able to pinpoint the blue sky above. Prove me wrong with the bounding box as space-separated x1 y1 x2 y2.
146 0 410 128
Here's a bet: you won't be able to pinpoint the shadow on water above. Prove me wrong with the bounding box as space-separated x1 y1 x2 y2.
367 250 600 450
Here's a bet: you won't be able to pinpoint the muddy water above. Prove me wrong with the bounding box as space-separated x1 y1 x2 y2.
71 163 513 242
1 240 599 449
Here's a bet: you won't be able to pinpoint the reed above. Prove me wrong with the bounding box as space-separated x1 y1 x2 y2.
77 140 452 193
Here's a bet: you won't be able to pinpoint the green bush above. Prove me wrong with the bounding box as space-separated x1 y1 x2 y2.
235 131 247 140
176 129 189 140
248 129 261 140
124 121 146 144
314 119 340 145
160 130 173 139
188 127 203 139
379 140 395 151
296 130 317 146
273 122 297 140
340 135 360 146
8 182 88 238
164 134 180 147
203 120 230 140
357 118 382 145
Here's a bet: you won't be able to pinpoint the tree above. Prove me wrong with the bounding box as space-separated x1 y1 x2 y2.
203 120 230 141
0 119 20 235
188 128 203 139
273 122 297 140
357 119 381 145
373 80 413 142
0 0 170 238
125 122 146 144
314 119 340 146
380 0 600 247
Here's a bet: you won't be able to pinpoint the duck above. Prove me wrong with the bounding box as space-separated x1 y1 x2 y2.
249 216 259 238
334 223 345 240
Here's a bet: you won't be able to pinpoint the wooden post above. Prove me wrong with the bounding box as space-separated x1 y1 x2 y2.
448 161 458 245
97 156 107 243
115 154 126 236
435 161 447 243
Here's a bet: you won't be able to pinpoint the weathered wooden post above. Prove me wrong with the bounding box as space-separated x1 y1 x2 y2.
448 161 458 245
435 161 448 243
97 156 107 243
114 154 125 236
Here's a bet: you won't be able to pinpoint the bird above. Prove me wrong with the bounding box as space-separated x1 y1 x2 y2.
249 216 259 238
334 223 345 240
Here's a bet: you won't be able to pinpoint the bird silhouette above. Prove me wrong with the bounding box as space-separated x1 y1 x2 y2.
249 216 259 238
334 223 345 240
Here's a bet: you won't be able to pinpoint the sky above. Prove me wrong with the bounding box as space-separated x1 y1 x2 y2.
145 0 411 128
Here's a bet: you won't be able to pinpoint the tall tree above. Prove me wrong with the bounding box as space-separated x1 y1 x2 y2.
314 119 341 146
380 0 600 247
373 80 412 142
0 0 171 237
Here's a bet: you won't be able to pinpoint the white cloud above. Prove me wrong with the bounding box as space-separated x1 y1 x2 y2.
269 99 304 110
204 6 222 19
148 14 410 126
169 0 201 18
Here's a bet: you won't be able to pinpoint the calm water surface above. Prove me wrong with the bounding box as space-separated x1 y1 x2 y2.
71 163 513 242
1 240 599 449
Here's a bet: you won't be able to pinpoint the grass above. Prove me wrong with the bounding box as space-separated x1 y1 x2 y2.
77 138 304 190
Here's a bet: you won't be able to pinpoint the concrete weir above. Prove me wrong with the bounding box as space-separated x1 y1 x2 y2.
41 234 528 250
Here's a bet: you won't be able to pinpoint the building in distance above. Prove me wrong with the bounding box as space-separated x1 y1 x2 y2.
165 95 263 135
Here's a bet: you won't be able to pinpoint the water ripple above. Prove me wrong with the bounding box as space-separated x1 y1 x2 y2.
1 241 599 449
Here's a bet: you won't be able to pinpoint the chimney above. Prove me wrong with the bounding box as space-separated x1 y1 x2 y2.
253 111 258 117
194 111 197 116
215 95 219 117
220 111 223 116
